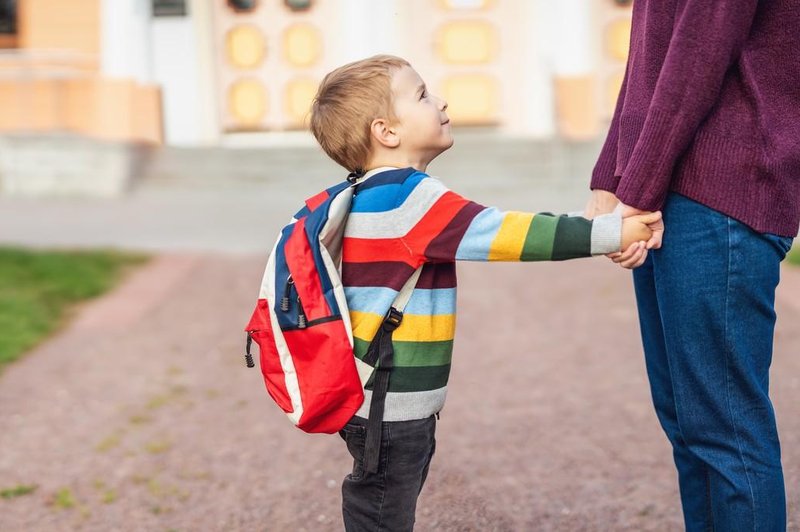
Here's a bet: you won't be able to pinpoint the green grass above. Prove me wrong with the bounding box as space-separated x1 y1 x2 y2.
0 247 149 369
1 484 38 499
788 245 800 267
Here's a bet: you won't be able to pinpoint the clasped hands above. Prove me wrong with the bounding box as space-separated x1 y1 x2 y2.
584 189 664 269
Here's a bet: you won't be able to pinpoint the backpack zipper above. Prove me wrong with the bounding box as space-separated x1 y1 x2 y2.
297 295 307 329
244 331 255 368
280 275 293 312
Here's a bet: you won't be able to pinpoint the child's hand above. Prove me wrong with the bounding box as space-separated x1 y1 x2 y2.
621 211 662 250
609 211 662 269
621 206 664 250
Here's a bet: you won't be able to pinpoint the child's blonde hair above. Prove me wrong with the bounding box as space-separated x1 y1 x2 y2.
310 54 410 173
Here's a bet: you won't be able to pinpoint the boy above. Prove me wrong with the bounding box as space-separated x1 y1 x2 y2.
309 55 661 531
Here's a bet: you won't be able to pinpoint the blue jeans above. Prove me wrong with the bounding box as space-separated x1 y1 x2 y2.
633 193 794 531
339 415 436 531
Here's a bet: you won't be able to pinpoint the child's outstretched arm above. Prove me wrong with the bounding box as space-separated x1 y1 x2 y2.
357 174 640 264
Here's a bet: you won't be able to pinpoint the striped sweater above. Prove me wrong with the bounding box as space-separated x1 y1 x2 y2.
343 167 622 421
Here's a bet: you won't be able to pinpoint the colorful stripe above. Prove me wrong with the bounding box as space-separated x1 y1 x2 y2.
344 286 456 316
350 311 456 343
341 167 619 421
353 338 453 367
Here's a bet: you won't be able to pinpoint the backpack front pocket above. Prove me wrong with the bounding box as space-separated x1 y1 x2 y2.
246 299 294 414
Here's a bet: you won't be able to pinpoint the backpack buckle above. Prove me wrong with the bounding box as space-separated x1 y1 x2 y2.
383 307 404 331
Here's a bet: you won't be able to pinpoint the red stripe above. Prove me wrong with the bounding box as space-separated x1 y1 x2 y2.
284 218 331 321
305 190 329 212
403 191 470 257
342 237 418 267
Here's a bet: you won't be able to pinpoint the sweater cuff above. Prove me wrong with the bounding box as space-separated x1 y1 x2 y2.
615 109 681 211
590 212 622 255
590 155 619 193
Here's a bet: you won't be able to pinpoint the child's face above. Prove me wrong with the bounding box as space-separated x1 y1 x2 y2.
390 65 453 164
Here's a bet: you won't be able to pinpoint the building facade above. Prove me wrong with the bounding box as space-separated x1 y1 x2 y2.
0 0 632 147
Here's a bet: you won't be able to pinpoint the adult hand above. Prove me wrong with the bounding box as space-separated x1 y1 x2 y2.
620 204 664 249
584 189 620 219
607 241 648 269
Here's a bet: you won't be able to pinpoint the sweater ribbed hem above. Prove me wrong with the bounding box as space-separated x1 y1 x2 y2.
670 130 800 237
614 120 800 236
355 387 447 422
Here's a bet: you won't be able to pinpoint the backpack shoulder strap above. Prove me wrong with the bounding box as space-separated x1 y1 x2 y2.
391 267 422 313
362 265 422 473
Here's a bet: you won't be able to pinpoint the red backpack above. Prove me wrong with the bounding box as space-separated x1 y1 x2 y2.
244 174 420 439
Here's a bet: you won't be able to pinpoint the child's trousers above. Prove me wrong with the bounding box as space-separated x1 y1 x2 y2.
339 415 437 532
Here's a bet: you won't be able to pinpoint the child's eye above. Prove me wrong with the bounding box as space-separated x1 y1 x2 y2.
419 90 427 100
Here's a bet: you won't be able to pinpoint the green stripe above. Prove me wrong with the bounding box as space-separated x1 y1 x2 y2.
366 364 451 393
521 214 557 261
551 216 592 260
354 338 454 367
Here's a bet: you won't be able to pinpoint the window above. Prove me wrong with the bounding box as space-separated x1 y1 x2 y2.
152 0 187 17
228 0 258 13
284 0 312 12
0 0 16 34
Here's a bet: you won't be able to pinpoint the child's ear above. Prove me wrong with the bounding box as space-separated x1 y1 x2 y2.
370 118 400 149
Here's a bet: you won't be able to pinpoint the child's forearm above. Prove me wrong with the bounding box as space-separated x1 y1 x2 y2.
393 175 623 263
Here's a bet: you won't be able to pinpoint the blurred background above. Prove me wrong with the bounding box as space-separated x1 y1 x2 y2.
3 2 799 531
0 0 632 199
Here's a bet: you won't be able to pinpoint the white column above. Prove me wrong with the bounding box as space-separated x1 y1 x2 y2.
337 0 399 64
188 0 220 145
150 7 202 145
504 0 556 137
552 0 592 78
100 0 152 82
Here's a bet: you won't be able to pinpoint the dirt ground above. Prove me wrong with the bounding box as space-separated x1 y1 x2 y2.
1 254 798 531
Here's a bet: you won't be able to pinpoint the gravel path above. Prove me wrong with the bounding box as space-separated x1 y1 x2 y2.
1 254 798 531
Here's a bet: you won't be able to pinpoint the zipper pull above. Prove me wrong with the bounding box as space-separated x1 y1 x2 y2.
297 296 307 329
280 276 293 312
244 332 255 368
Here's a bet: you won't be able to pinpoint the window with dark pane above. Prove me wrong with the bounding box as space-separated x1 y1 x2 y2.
153 0 187 17
0 0 16 34
285 0 312 12
228 0 258 13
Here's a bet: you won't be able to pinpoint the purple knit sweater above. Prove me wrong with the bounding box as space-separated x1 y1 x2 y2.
591 0 800 237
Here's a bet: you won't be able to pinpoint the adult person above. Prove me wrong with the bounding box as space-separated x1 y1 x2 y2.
584 1 799 530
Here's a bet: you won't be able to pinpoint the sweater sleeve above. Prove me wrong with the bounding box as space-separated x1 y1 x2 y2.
591 60 630 193
615 0 758 211
399 176 622 264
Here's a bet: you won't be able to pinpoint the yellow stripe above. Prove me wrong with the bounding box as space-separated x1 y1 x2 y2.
351 311 456 343
488 212 534 261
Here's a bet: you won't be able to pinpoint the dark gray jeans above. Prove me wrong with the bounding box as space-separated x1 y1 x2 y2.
339 415 437 532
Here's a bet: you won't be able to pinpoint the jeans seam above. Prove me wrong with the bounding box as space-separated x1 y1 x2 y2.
723 216 757 531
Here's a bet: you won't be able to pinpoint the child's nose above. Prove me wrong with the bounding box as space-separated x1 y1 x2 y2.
438 97 448 112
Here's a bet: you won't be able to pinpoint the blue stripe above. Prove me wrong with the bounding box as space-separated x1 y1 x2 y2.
350 183 403 212
351 170 429 213
345 287 456 316
406 288 457 315
455 207 504 260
